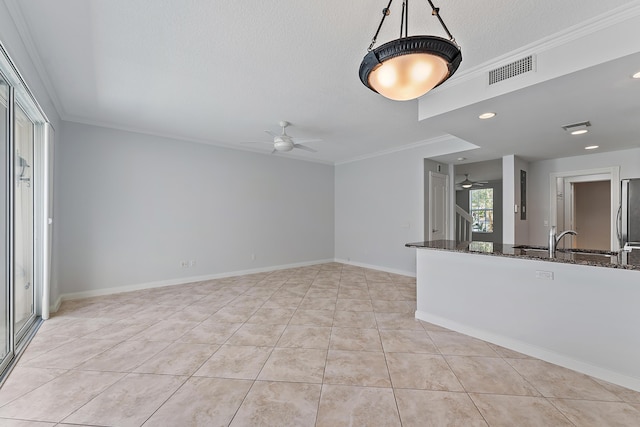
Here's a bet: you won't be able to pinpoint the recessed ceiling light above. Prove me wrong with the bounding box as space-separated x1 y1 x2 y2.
457 157 467 161
632 71 640 79
571 128 589 135
478 112 496 119
585 145 599 150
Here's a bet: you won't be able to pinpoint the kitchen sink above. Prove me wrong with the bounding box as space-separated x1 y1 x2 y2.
512 245 618 263
513 247 549 258
562 251 617 264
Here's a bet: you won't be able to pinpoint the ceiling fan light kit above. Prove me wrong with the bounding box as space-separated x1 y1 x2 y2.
457 174 487 189
359 0 462 101
253 121 319 154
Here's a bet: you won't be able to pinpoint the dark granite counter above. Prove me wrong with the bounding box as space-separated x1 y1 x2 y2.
405 240 640 271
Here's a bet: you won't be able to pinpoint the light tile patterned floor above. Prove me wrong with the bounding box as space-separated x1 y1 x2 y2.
1 262 639 426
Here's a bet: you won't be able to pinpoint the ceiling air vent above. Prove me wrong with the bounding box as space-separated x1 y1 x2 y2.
489 55 534 85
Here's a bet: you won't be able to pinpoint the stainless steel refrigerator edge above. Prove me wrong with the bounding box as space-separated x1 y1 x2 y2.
619 178 640 247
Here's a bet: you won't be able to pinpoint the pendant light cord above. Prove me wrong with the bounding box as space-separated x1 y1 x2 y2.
400 1 407 39
368 0 394 51
426 0 455 43
367 0 457 51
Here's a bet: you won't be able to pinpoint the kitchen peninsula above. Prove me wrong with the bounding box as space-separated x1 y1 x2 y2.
406 240 640 392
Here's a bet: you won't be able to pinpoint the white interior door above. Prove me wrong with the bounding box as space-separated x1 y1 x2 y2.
429 172 449 241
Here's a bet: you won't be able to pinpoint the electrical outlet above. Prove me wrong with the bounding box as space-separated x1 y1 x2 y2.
180 260 189 268
189 260 196 267
535 270 554 280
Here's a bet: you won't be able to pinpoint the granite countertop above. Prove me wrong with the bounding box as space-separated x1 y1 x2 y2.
405 240 640 271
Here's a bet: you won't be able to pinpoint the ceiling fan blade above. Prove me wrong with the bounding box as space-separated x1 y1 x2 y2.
292 138 322 144
271 148 277 154
293 144 317 153
242 141 272 144
265 130 278 138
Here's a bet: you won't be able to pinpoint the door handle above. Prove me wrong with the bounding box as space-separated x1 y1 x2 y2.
432 229 438 233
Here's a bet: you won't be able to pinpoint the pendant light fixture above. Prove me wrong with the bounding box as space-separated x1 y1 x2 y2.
359 0 462 101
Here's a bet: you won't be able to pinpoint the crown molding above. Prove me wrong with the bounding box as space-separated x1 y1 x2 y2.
335 134 478 165
65 112 470 168
63 115 336 166
68 112 467 167
3 0 66 120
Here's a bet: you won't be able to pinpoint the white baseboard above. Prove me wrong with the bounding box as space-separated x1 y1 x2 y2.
50 295 63 313
51 258 414 313
52 258 334 310
333 258 415 278
415 310 640 393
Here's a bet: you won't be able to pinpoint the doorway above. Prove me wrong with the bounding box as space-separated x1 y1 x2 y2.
571 180 611 250
550 167 620 251
428 171 449 241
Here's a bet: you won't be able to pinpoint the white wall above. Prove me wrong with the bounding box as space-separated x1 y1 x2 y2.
56 122 335 295
334 138 475 276
415 249 640 391
502 155 515 244
528 147 640 246
502 155 530 244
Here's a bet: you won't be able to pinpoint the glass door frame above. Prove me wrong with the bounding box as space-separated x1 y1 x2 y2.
0 39 52 378
0 73 14 375
13 101 37 343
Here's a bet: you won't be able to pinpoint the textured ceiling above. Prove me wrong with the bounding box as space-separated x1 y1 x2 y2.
10 0 640 164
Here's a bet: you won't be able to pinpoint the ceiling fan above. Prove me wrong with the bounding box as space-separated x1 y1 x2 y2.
456 174 488 190
247 121 320 154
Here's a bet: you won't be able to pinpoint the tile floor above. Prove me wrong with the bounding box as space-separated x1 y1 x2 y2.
0 262 639 426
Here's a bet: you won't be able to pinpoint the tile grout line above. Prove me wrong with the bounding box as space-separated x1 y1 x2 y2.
6 263 639 425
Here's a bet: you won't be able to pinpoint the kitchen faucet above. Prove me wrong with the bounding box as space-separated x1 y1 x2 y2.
548 226 578 257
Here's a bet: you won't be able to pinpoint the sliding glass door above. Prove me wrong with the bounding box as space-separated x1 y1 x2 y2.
14 105 35 337
0 75 8 366
0 68 48 377
0 40 50 379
